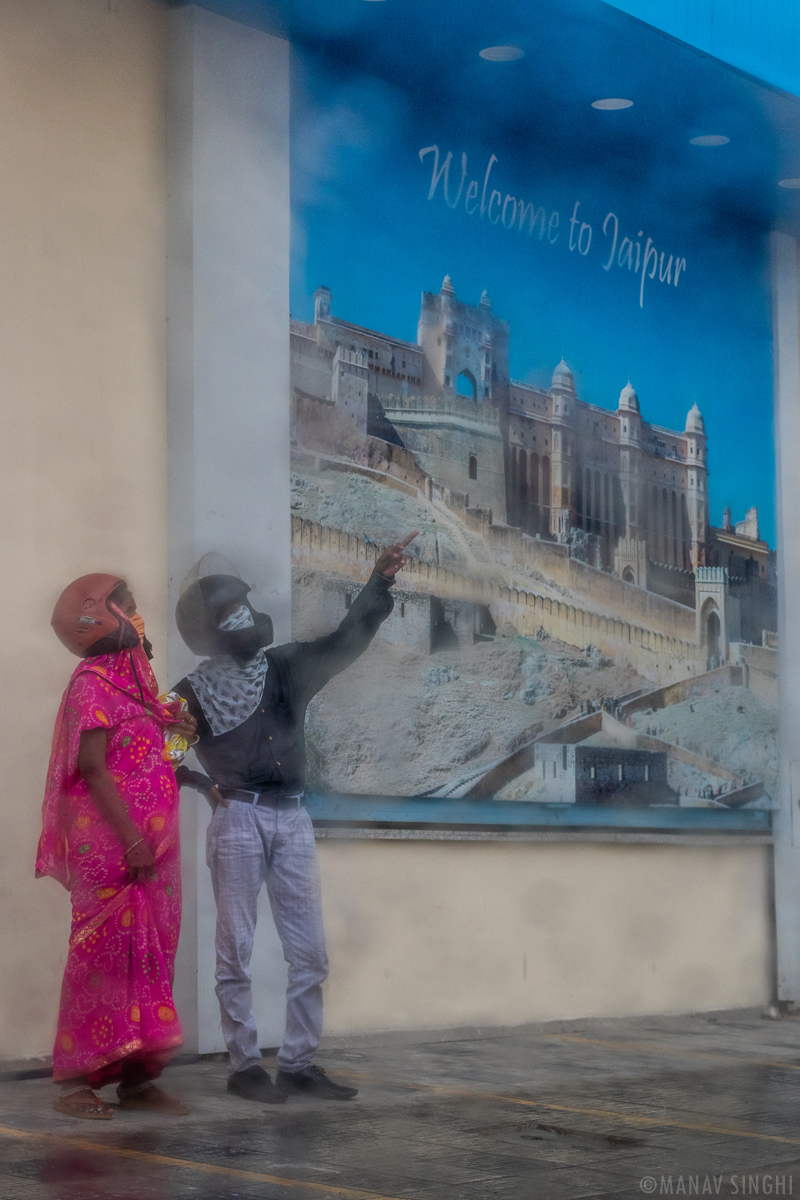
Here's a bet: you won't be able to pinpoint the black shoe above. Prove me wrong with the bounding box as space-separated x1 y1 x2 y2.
276 1064 358 1101
227 1064 288 1104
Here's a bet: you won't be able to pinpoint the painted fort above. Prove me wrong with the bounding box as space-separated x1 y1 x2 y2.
290 275 775 675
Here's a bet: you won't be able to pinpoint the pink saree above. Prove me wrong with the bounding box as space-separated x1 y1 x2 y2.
37 644 183 1083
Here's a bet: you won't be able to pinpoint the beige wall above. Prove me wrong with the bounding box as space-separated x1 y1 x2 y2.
318 840 773 1032
0 0 167 1059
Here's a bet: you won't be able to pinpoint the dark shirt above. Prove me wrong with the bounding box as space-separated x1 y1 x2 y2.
173 570 393 795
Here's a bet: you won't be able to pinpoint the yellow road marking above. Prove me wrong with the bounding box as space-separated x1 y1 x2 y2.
414 1088 800 1148
332 1074 800 1148
0 1124 405 1200
545 1032 800 1073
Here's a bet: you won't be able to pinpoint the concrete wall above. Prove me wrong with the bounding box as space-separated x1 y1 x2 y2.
318 840 773 1032
0 0 168 1060
166 4 292 1055
770 232 800 1000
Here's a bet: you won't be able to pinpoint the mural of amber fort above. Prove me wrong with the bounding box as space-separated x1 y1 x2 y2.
289 276 777 808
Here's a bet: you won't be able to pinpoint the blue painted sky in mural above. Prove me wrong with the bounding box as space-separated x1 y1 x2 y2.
179 0 800 547
291 43 776 545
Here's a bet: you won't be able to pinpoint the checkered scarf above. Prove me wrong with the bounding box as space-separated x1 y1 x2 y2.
187 606 269 736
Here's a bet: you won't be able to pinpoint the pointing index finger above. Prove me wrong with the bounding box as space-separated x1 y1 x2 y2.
399 531 419 549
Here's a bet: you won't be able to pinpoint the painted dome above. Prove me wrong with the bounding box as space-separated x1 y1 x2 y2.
685 402 705 434
618 381 639 413
551 358 575 390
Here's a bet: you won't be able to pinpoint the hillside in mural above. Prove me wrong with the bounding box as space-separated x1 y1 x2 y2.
289 278 777 807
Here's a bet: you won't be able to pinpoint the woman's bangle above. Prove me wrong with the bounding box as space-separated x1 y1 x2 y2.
124 837 144 857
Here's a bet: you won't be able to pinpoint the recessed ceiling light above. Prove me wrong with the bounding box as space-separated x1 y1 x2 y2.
591 98 633 110
479 45 524 62
779 178 800 189
689 135 730 146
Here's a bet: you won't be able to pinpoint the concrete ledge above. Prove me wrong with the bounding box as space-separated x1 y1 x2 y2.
307 792 772 833
314 825 772 846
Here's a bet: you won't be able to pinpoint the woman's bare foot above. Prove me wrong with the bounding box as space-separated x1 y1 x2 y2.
53 1086 113 1120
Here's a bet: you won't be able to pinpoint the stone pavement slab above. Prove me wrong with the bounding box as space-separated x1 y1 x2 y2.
3 1008 800 1198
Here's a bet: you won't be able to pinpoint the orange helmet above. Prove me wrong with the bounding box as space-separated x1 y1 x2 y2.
51 574 138 658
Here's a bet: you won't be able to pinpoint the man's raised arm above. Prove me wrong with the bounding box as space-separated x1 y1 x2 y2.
282 531 418 703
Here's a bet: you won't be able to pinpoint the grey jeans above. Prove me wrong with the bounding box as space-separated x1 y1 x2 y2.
206 799 328 1074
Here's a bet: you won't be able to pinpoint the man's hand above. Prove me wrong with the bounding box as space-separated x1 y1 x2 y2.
375 531 419 580
208 785 229 811
167 712 198 741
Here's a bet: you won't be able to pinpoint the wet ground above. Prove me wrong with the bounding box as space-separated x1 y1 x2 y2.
3 1008 800 1199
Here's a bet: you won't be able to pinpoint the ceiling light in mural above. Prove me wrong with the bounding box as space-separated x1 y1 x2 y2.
591 98 633 110
479 46 524 62
689 135 730 146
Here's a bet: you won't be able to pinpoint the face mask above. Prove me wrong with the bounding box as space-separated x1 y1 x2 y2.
129 612 146 643
219 605 255 632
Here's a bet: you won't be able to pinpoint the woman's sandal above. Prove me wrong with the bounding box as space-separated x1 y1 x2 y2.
116 1082 190 1115
53 1086 113 1120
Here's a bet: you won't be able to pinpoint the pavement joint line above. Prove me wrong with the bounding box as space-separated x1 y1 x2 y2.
333 1076 800 1148
545 1033 800 1072
0 1124 406 1200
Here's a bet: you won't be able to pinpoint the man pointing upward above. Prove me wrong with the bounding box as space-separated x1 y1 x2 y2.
173 532 418 1104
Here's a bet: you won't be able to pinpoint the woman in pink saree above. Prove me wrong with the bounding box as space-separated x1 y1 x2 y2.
37 574 195 1119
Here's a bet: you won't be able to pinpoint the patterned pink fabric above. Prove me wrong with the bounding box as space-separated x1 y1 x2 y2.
37 646 184 1081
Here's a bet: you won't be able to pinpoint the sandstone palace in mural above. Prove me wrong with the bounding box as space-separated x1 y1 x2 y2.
289 277 777 809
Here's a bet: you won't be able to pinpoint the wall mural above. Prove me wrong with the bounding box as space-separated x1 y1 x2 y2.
288 5 777 811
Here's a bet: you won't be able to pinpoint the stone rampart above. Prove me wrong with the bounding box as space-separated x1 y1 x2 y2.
291 516 698 684
646 560 696 608
485 524 696 643
729 642 778 706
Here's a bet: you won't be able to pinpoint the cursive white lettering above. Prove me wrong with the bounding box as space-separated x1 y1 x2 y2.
569 201 581 250
447 152 468 210
502 194 518 228
481 155 498 216
639 237 658 307
464 179 479 214
418 141 687 308
419 145 454 203
619 237 633 270
602 212 618 270
519 201 547 238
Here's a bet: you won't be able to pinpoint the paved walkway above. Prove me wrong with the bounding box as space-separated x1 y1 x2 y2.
3 1009 800 1199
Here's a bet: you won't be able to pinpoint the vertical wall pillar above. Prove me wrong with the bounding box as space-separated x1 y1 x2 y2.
167 5 291 1052
771 231 800 1001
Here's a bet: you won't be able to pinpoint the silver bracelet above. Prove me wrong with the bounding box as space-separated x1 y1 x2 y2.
124 837 144 857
